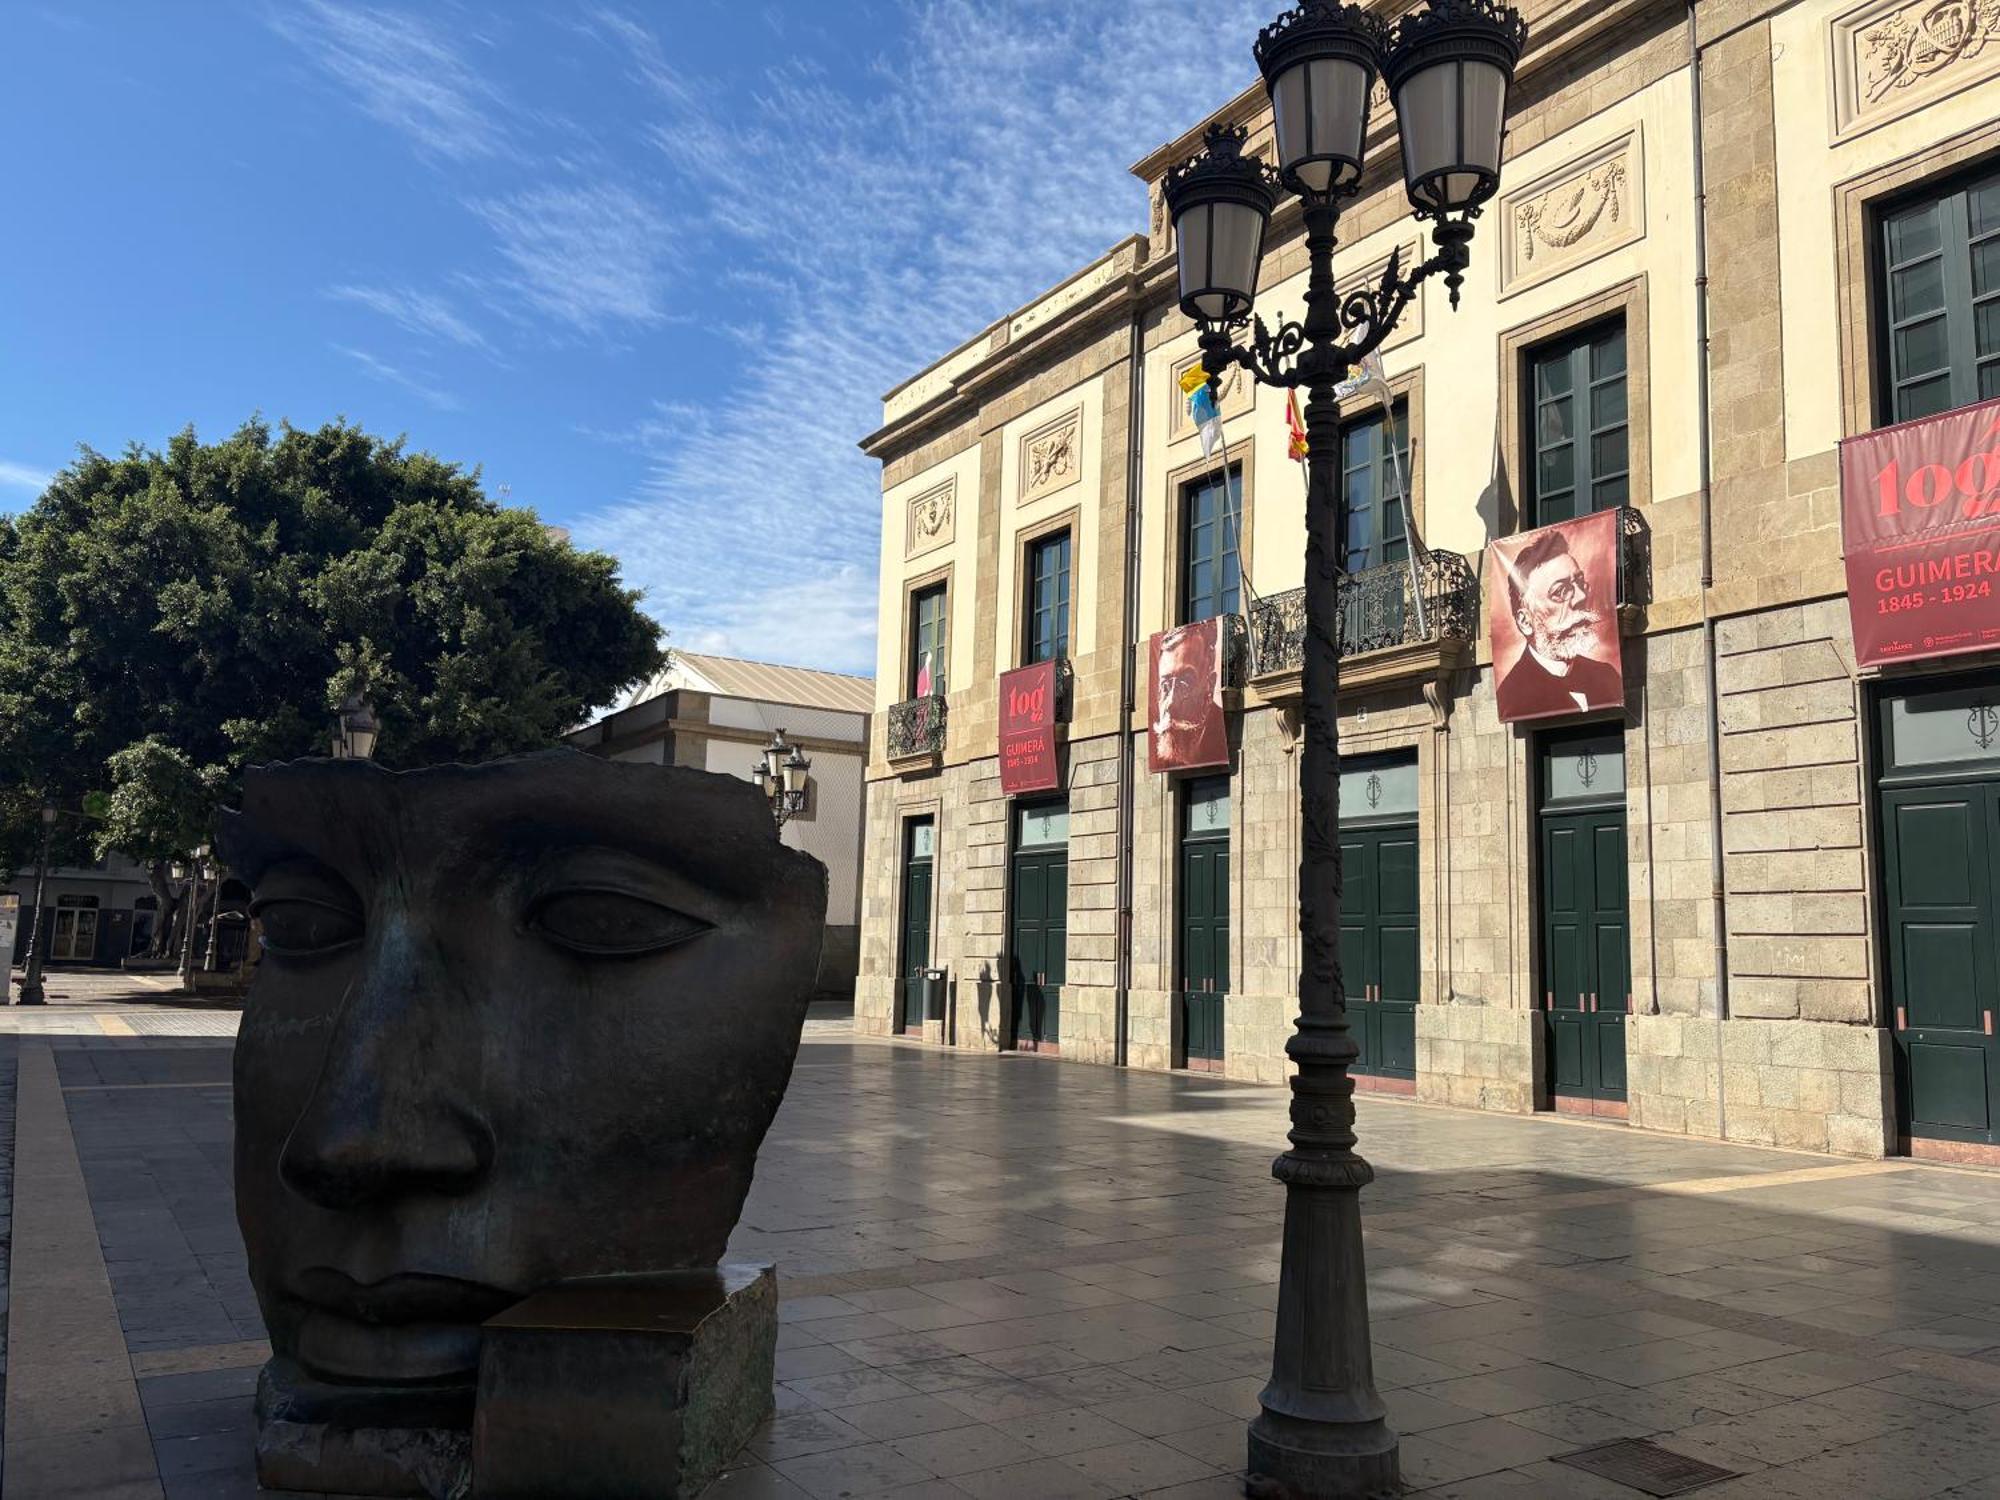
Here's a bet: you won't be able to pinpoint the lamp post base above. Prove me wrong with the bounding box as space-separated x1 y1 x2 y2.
1247 1413 1399 1499
1246 1175 1399 1500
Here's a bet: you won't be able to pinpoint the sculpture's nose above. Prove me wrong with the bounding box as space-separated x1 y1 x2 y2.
279 911 494 1213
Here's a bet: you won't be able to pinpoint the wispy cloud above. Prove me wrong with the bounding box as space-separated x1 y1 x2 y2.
467 182 676 331
279 0 1272 675
0 460 53 494
270 0 512 162
571 1 1270 674
333 345 462 412
327 284 492 352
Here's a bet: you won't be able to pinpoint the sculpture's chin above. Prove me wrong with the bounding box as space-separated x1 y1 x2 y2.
291 1310 484 1387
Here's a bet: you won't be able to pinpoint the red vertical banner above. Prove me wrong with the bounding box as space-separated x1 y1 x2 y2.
1842 397 2000 667
998 660 1060 795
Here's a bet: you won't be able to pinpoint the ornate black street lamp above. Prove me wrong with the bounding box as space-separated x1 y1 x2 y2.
750 728 811 828
331 694 380 761
1164 3 1525 1495
16 802 58 1006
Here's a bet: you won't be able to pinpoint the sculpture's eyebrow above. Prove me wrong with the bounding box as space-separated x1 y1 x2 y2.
470 818 770 904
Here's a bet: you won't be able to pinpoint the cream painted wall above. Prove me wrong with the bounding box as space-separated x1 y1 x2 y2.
1141 63 1702 630
702 735 864 925
1773 0 2000 457
875 443 982 710
994 381 1104 670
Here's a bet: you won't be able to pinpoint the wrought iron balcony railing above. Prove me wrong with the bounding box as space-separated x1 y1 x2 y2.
886 693 947 760
1247 548 1480 680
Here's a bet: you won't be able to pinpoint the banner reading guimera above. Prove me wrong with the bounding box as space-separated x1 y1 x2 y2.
1842 396 2000 668
998 660 1060 795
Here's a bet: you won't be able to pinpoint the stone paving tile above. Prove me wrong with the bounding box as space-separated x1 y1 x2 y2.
770 1439 936 1497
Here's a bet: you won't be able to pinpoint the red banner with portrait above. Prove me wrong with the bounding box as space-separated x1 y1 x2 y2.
1841 397 2000 668
1485 509 1626 724
998 660 1061 795
1148 618 1229 773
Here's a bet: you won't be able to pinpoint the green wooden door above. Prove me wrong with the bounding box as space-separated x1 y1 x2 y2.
1340 755 1420 1080
1341 825 1420 1079
1010 802 1068 1051
1179 776 1231 1065
1539 731 1629 1106
1877 678 2000 1146
1884 785 2000 1144
898 819 934 1033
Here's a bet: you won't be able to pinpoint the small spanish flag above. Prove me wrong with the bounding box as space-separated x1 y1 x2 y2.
1286 390 1309 461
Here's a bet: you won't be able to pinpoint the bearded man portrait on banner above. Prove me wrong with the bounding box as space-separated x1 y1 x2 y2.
1490 516 1625 723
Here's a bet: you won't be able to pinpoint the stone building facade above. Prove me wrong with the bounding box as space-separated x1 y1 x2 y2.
859 0 2000 1161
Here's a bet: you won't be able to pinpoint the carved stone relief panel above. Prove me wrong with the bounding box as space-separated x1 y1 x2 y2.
1832 0 2000 141
1168 352 1252 444
904 480 956 560
1499 128 1645 298
1019 408 1083 504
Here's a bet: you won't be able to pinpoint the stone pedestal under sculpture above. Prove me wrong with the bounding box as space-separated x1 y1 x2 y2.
219 751 826 1498
475 1264 778 1499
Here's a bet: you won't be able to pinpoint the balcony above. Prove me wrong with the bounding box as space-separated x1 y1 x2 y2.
1247 548 1480 700
886 693 947 768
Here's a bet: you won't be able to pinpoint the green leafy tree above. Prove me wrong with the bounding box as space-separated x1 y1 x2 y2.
0 418 664 948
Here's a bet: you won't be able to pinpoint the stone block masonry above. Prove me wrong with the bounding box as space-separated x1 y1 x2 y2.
1628 1015 1892 1156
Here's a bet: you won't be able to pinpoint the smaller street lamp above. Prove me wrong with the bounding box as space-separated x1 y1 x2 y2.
750 728 811 828
16 802 59 1006
332 694 380 761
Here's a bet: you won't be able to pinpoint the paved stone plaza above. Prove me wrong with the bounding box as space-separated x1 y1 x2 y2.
5 1000 2000 1498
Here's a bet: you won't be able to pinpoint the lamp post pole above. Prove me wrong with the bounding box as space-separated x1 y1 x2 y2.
203 868 223 972
17 803 58 1006
1162 5 1525 1494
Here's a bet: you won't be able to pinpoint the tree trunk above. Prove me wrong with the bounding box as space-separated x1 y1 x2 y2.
146 862 181 959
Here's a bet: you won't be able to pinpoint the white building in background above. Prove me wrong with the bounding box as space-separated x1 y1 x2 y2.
567 652 871 1002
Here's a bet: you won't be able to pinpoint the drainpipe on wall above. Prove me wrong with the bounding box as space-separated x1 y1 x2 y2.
1114 306 1146 1068
1689 1 1732 1142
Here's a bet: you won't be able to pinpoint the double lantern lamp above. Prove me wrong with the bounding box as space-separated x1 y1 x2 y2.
1163 3 1526 1497
750 728 811 828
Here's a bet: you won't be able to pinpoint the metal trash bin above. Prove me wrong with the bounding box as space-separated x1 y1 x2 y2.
922 967 948 1022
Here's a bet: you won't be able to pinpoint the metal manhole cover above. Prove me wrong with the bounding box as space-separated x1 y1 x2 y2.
1552 1438 1740 1496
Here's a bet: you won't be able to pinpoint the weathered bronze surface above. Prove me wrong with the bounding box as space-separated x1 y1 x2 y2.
221 750 826 1496
475 1264 779 1499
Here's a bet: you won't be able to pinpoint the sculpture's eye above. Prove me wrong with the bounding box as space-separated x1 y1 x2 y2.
254 898 364 957
529 890 712 958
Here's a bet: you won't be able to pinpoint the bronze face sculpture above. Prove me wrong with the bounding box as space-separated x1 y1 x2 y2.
221 751 825 1492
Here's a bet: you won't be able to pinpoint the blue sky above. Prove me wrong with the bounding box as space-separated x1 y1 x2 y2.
1 1 1266 675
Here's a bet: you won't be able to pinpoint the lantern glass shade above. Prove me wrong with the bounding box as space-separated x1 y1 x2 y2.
39 803 57 826
782 752 810 798
1175 199 1268 323
1269 55 1372 195
1394 56 1509 214
763 743 787 781
347 719 379 762
751 762 769 792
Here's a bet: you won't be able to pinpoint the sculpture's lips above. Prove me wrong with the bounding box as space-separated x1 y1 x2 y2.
291 1268 520 1326
283 1270 522 1385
